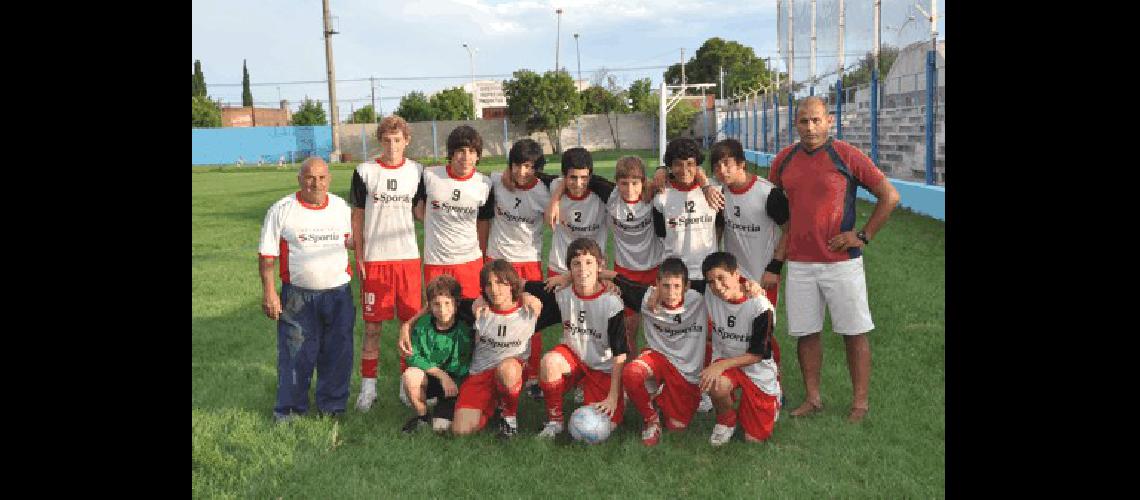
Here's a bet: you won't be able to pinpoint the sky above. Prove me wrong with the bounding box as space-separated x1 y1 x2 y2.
192 0 944 119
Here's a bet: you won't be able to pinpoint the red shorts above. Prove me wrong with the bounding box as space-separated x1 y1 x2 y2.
508 261 544 282
716 361 781 442
635 349 701 429
423 258 484 300
550 344 625 424
455 358 527 432
615 264 658 317
361 259 422 322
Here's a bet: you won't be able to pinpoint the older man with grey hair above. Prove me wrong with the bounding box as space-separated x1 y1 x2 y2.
258 157 357 423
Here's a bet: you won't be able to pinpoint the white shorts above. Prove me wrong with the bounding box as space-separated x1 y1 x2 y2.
785 257 874 336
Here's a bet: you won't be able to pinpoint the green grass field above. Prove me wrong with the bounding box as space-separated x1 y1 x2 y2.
192 149 945 498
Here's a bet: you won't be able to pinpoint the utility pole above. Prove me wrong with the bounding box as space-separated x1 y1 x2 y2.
322 0 341 161
555 8 563 73
574 32 582 146
463 43 477 118
719 66 724 100
681 48 686 88
810 0 816 96
370 76 376 122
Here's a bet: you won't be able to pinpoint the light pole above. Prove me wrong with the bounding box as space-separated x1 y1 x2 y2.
462 43 477 119
555 8 563 73
574 32 582 146
321 0 341 162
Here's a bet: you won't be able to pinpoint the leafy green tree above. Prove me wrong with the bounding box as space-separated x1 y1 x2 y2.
841 45 900 88
292 98 328 125
192 60 207 98
627 78 654 114
395 91 436 122
663 37 771 97
192 96 222 127
351 104 377 124
241 60 253 107
503 70 583 153
581 85 623 114
647 96 701 140
430 87 475 120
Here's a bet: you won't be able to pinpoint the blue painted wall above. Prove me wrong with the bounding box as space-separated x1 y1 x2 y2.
743 148 944 221
192 126 334 165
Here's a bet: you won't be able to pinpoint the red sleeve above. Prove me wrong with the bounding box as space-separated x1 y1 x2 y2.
839 142 886 190
768 149 789 185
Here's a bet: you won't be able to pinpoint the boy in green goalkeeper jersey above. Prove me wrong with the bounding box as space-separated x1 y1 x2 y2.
399 275 474 433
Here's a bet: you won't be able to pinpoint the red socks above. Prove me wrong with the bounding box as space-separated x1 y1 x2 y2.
622 363 656 425
524 333 543 382
540 378 566 423
361 358 378 378
716 408 738 427
495 378 523 418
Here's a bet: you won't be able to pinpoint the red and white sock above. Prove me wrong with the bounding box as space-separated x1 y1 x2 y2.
540 378 566 423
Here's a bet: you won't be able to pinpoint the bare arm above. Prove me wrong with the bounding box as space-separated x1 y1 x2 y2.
827 178 901 252
412 200 425 222
259 257 281 321
477 219 491 258
398 307 430 357
760 225 789 288
351 208 366 279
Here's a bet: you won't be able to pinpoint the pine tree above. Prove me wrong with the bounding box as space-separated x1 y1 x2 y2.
241 60 253 107
192 60 207 97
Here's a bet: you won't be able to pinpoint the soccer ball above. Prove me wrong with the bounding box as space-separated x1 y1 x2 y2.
568 405 612 444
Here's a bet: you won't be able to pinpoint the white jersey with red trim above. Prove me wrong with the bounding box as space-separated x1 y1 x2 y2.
422 165 492 265
607 195 663 271
258 192 352 290
556 287 625 372
721 175 780 281
653 183 720 279
351 158 423 262
468 303 538 375
705 292 780 396
639 288 708 384
486 172 550 263
548 177 608 275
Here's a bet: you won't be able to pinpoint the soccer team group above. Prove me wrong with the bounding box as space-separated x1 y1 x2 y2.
256 96 901 447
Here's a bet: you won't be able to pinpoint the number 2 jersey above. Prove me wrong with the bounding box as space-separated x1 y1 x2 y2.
348 158 424 262
547 177 611 275
705 292 780 397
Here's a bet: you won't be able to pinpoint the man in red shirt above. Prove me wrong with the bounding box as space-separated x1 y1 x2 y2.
768 96 900 423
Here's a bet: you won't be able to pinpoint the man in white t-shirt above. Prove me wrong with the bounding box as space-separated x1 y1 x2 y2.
348 116 425 411
258 157 356 423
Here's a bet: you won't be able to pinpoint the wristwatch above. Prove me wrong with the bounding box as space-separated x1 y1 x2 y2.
856 230 869 245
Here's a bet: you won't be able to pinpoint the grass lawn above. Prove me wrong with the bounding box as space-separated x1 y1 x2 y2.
192 149 945 498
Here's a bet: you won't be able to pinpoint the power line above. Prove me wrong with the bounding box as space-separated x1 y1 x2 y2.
206 65 672 87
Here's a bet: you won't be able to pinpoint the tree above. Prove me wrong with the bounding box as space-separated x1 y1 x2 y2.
292 98 328 125
627 78 653 114
663 37 771 97
503 70 583 153
241 60 253 107
581 84 627 148
192 60 207 98
841 45 900 88
647 96 701 141
430 86 475 120
192 96 222 127
394 91 435 122
351 104 377 124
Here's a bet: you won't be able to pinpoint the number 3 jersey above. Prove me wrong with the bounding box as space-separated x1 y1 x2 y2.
705 292 780 397
349 158 424 262
419 165 494 265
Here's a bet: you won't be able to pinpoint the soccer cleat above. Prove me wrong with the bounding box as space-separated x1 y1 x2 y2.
525 379 544 400
497 416 519 440
697 393 713 413
645 378 664 398
709 423 736 446
536 421 564 439
401 415 429 434
356 379 378 412
641 419 662 447
573 386 585 404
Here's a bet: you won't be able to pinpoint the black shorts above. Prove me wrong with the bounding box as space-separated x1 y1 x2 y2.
426 374 459 420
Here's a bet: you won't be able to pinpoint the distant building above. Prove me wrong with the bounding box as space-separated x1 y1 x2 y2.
221 100 292 127
457 78 590 120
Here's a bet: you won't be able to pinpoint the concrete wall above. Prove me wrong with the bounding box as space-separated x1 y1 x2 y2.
192 126 333 165
337 112 659 162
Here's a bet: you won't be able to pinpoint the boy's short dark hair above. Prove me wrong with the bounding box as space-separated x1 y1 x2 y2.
709 138 746 167
560 147 593 176
657 257 690 288
446 125 483 161
508 139 546 172
663 138 704 168
425 275 463 304
479 259 523 304
565 237 604 271
701 251 739 277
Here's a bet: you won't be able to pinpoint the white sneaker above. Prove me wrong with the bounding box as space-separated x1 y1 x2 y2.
573 387 584 403
697 393 713 413
645 378 664 398
537 421 564 439
709 423 736 446
356 378 377 412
